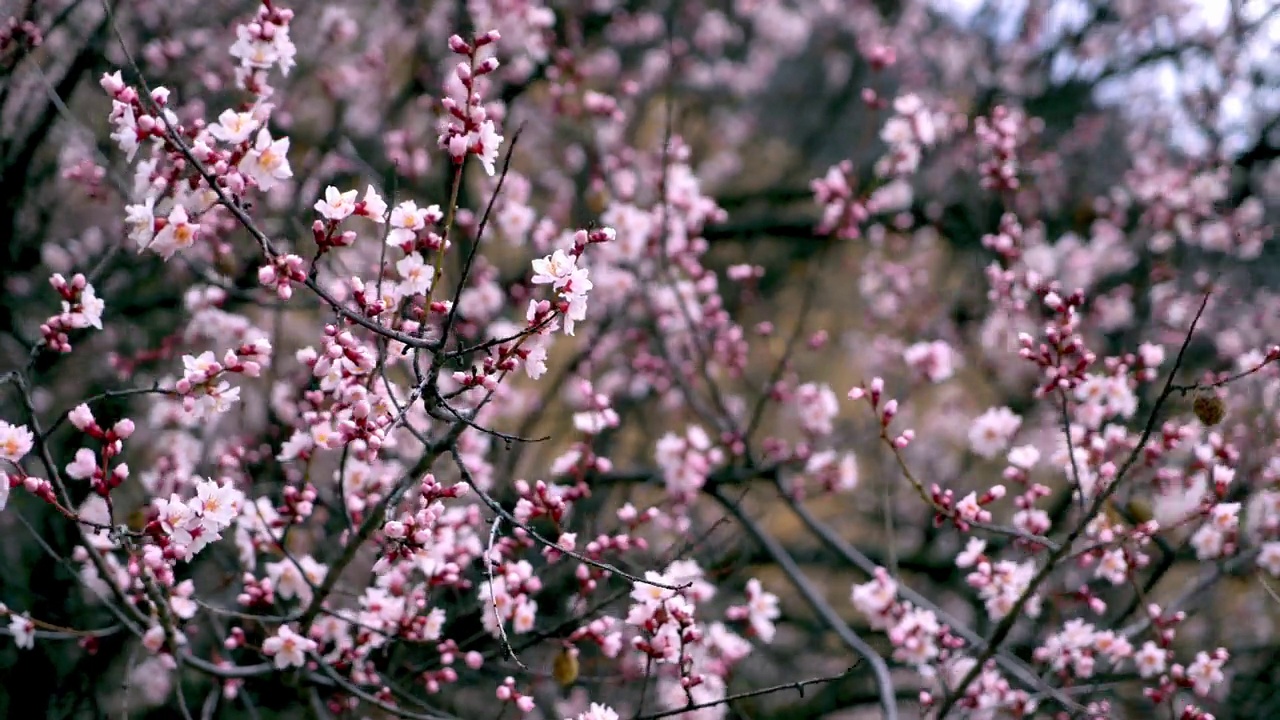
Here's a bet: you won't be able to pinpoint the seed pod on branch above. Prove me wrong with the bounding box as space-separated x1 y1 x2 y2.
1193 392 1226 426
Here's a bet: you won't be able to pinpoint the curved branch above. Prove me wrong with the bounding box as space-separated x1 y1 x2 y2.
708 486 900 720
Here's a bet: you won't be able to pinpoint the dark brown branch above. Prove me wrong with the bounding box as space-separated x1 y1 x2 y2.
709 486 899 720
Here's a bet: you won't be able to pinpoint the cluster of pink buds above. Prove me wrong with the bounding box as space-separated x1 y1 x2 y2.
848 377 915 448
229 1 297 96
100 72 176 163
982 212 1025 264
1019 286 1098 395
1064 585 1111 616
258 254 307 300
133 545 177 591
570 226 616 253
8 472 54 509
531 506 644 591
69 406 135 445
451 361 504 392
175 344 260 419
236 572 278 608
64 405 135 497
933 484 1006 532
374 501 448 574
955 539 1040 620
811 160 869 239
41 273 105 352
313 326 377 378
568 530 647 592
304 184 390 256
876 94 940 178
440 31 504 176
629 588 700 667
478 556 541 637
1139 421 1196 470
567 617 625 658
418 640 483 693
512 478 581 525
224 626 248 650
0 16 42 71
655 425 724 504
280 329 391 463
62 159 108 200
275 483 318 524
975 105 1026 192
347 277 408 321
177 341 271 399
985 267 1031 324
386 200 446 253
495 676 536 713
368 476 468 576
1191 434 1239 492
1008 480 1053 538
862 44 897 71
1178 704 1217 720
1080 514 1156 585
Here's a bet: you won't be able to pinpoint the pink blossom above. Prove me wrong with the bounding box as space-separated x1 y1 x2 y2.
570 703 619 720
8 614 34 649
65 448 97 480
903 340 957 383
1134 641 1167 678
238 129 292 191
208 109 260 144
262 625 316 669
969 406 1022 458
314 186 357 221
0 421 34 464
743 578 780 643
1185 650 1227 696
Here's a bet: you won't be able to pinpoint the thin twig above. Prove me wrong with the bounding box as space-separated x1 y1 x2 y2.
448 448 691 592
633 664 862 720
709 487 899 720
485 515 527 668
